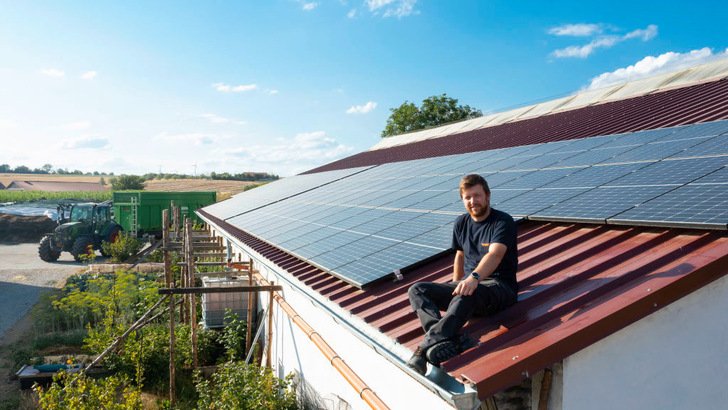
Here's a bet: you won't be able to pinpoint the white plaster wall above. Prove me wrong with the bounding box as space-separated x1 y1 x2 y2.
244 255 456 410
562 274 728 410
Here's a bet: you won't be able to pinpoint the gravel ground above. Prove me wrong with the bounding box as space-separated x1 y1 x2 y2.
0 242 88 343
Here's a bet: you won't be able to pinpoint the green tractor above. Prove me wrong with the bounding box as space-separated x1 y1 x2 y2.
38 201 123 262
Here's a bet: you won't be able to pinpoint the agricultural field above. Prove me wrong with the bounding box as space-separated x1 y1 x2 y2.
144 179 261 196
0 173 110 187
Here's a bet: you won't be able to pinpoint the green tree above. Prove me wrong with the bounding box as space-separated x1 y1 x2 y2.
381 93 482 138
110 174 146 190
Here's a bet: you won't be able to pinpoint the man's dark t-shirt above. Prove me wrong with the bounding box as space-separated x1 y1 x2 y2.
451 208 519 292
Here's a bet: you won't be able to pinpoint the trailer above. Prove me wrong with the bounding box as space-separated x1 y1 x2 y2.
112 191 216 237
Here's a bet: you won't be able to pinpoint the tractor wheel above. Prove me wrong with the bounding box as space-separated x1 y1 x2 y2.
38 236 61 262
100 227 122 257
71 236 95 262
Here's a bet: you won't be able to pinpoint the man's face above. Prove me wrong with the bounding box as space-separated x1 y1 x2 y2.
461 184 490 220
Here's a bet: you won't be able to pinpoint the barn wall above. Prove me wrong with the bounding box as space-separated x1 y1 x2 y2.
229 248 462 410
561 273 728 410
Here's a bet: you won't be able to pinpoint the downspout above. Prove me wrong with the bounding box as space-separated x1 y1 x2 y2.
245 267 390 410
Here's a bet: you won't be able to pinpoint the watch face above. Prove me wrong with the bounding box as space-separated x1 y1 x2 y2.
471 272 480 279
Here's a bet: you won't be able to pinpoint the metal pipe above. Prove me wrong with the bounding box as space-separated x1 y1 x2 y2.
253 271 391 410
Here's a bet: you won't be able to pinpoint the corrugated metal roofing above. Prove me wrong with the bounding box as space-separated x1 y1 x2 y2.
198 210 728 400
304 77 728 175
369 57 728 152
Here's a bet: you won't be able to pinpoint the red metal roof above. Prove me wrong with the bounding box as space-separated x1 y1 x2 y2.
303 78 728 175
198 209 728 400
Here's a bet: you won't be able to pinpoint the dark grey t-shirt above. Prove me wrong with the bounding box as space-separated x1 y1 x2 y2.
451 208 519 292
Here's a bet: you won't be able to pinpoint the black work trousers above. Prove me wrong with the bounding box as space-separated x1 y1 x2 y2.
408 278 517 350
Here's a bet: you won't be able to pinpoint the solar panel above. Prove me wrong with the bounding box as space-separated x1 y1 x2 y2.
497 168 574 189
610 173 728 229
532 185 673 222
202 166 373 220
601 137 712 164
498 187 592 217
203 119 728 288
604 156 728 187
663 120 728 139
541 163 641 188
552 145 642 167
670 134 728 158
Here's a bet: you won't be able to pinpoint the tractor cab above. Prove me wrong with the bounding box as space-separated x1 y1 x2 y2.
39 201 123 262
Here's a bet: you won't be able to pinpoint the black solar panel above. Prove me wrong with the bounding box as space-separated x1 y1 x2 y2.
532 185 674 222
601 137 712 164
201 119 728 288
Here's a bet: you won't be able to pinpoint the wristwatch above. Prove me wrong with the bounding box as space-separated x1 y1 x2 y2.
470 272 480 280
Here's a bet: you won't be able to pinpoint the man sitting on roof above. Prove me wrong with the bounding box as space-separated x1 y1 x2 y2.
407 174 519 375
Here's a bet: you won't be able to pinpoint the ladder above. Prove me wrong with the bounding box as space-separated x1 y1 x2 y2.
130 196 138 237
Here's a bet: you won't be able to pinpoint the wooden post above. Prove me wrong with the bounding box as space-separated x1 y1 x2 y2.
246 259 253 353
186 218 198 368
266 282 274 369
163 209 176 404
538 368 553 410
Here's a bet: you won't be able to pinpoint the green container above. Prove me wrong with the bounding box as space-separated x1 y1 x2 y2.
112 191 216 236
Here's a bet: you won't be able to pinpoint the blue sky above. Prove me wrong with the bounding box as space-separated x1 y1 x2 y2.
1 0 726 177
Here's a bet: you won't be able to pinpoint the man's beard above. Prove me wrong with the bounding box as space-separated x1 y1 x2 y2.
467 203 488 219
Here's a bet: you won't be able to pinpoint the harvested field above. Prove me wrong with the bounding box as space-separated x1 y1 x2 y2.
143 179 261 196
0 173 110 187
1 174 264 197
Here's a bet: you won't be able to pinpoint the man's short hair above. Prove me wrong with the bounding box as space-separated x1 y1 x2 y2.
459 174 490 197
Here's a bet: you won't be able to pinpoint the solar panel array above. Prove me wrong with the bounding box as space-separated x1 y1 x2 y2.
203 119 728 288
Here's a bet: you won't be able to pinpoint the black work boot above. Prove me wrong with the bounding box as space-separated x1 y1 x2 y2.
426 333 474 366
406 346 428 375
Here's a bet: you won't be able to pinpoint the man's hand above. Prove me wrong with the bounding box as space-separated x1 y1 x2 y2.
452 275 479 296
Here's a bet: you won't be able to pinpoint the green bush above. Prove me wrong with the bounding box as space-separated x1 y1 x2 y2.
219 311 247 362
37 370 142 409
33 270 160 333
102 232 144 262
194 362 298 410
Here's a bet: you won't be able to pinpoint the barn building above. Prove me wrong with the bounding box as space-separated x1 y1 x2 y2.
196 58 728 409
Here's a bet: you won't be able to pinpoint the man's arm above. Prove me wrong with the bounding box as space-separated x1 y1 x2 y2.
452 250 465 281
452 243 507 296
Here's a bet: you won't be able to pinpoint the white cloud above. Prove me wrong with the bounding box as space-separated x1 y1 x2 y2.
624 24 658 41
156 132 218 145
200 113 246 125
0 119 19 129
552 36 620 58
586 47 728 90
367 0 418 18
212 82 258 93
548 23 602 37
302 2 317 10
347 8 357 18
222 131 353 176
268 89 279 95
346 101 378 114
40 68 65 78
551 24 658 59
81 70 98 80
60 121 92 131
61 136 110 150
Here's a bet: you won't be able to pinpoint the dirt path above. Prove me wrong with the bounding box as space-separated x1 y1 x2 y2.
0 243 86 343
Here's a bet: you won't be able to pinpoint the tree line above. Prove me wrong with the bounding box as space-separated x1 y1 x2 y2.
0 164 112 176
